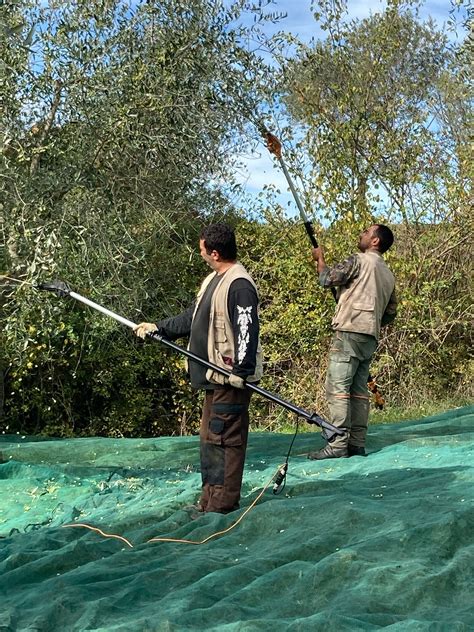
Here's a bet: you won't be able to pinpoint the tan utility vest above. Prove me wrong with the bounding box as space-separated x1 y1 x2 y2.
192 262 263 386
333 251 395 340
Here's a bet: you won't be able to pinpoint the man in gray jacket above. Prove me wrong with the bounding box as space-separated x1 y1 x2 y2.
309 224 397 460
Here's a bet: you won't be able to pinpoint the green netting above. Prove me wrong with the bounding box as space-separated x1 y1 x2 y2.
1 406 473 631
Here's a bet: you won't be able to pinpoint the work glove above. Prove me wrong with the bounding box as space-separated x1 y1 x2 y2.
228 373 246 389
134 322 158 339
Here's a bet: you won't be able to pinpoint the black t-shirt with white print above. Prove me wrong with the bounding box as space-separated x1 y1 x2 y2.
155 274 259 389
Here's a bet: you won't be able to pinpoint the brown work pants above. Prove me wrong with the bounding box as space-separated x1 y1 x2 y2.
199 385 251 513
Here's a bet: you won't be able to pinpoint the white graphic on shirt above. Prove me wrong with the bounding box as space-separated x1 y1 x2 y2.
237 305 253 364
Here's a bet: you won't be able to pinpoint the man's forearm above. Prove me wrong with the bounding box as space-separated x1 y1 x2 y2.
319 254 361 288
157 305 194 340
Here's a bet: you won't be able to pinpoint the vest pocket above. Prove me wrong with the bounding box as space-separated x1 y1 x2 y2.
352 301 375 311
351 302 375 330
214 320 227 343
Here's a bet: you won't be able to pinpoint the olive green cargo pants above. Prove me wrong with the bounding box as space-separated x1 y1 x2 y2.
325 331 378 449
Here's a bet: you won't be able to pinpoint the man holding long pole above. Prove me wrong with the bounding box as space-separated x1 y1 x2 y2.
309 225 397 459
134 223 262 514
263 130 396 457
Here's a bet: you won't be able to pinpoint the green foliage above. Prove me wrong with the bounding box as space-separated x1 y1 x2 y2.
283 0 468 226
1 0 471 437
239 216 472 431
1 0 274 435
377 221 473 407
246 0 472 427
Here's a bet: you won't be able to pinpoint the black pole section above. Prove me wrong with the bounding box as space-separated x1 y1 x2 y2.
303 221 319 249
37 280 344 442
148 331 340 439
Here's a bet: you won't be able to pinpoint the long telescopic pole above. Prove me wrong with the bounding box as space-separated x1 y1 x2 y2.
263 130 320 249
262 129 385 409
38 281 343 441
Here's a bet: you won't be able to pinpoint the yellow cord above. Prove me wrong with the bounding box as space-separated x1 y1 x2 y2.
61 465 283 548
62 523 134 548
0 275 32 287
147 466 280 545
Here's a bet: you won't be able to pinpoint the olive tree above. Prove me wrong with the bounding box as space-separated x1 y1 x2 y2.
1 0 276 435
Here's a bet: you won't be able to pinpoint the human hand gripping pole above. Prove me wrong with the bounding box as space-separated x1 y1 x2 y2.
37 280 343 442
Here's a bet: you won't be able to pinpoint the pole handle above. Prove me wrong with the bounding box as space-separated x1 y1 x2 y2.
304 221 318 248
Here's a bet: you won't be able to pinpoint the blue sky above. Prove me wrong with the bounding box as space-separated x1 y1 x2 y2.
241 0 463 42
231 0 466 214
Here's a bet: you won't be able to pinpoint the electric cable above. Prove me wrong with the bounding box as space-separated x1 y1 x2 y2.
147 466 279 545
0 275 32 286
272 416 300 495
61 465 283 548
62 523 134 548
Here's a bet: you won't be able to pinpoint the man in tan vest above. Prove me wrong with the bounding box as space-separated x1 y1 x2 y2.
135 224 262 513
309 224 397 460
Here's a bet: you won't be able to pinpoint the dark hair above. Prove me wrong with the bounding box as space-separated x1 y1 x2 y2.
200 224 237 261
374 224 394 253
